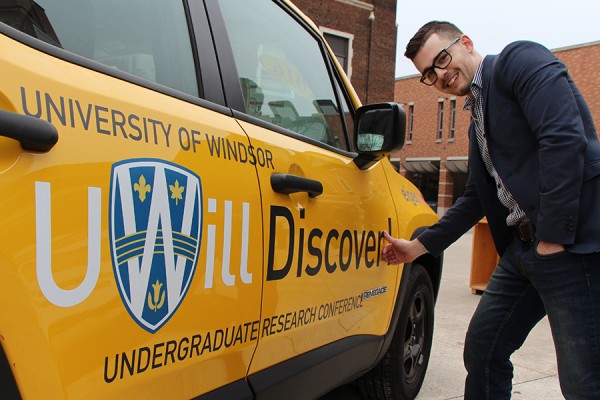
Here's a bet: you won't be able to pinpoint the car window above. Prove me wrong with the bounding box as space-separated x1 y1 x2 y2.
0 0 198 97
217 0 350 150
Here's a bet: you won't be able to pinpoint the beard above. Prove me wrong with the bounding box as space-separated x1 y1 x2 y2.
456 84 471 97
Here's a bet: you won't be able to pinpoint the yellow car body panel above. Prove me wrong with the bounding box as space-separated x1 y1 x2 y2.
238 120 403 372
382 160 441 242
0 0 441 398
0 34 264 399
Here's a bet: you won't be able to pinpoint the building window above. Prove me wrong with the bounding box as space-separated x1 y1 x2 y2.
437 100 444 141
408 103 414 142
322 30 353 77
449 98 456 140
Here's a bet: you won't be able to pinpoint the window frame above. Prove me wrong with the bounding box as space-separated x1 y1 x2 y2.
436 98 444 142
321 28 354 79
407 103 414 143
449 98 456 141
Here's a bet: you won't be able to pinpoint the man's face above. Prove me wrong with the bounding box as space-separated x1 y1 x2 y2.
412 33 477 97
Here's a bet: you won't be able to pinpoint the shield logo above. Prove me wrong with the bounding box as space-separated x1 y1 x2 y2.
110 159 202 333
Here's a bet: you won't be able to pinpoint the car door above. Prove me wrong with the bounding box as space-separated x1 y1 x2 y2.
208 0 404 393
0 1 261 398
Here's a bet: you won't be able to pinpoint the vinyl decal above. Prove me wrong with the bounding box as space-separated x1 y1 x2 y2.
110 159 202 333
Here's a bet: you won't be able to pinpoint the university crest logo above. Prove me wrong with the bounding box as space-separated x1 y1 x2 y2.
110 159 202 333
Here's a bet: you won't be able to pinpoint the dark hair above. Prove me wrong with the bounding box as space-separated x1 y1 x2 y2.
405 21 463 60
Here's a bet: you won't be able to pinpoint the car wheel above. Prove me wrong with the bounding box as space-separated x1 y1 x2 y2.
357 263 434 400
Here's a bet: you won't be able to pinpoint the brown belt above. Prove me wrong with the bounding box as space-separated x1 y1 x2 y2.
513 220 535 242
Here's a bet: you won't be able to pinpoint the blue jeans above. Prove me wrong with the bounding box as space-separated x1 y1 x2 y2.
464 234 600 399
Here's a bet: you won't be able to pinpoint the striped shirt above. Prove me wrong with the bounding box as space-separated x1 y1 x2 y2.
464 61 527 226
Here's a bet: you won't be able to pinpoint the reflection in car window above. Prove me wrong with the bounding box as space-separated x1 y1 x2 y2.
218 0 349 150
0 0 198 97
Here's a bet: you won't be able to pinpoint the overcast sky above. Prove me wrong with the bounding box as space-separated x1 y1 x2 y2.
395 0 600 77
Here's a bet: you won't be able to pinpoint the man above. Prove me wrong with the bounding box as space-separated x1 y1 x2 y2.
382 21 600 399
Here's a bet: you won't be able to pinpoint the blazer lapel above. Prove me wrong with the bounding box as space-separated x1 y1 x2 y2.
481 55 496 136
469 55 498 183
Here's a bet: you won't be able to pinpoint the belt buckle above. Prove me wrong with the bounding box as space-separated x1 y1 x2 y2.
516 220 534 242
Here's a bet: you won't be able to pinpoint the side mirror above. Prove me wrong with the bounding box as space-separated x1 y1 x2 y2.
353 102 405 170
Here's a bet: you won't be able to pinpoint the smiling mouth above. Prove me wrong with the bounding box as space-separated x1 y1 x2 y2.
446 72 458 87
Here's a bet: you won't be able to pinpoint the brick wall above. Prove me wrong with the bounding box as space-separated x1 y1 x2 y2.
292 0 397 104
393 41 600 214
556 43 600 119
394 41 600 162
394 76 471 160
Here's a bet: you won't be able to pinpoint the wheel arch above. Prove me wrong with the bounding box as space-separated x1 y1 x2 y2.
353 225 440 397
369 225 442 366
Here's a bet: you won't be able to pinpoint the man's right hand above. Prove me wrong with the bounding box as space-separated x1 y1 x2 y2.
381 232 428 265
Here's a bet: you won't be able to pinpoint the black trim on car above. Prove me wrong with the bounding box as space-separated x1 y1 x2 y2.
186 0 226 105
0 20 231 118
194 379 253 400
248 335 382 400
203 0 246 112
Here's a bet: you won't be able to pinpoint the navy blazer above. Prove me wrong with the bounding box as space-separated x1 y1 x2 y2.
419 41 600 256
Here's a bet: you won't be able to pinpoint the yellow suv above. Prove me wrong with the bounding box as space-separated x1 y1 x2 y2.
0 1 441 399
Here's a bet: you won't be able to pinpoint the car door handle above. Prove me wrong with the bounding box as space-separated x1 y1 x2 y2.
271 173 323 197
0 109 58 152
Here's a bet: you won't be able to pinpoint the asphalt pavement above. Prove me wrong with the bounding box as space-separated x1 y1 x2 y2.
323 230 562 400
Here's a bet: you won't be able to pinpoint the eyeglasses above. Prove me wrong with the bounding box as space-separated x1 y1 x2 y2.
420 37 461 86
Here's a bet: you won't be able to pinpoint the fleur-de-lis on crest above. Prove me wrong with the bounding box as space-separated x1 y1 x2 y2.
134 175 151 202
147 280 165 312
169 179 185 205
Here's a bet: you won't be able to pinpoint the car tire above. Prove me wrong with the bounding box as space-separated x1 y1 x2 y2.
357 263 434 400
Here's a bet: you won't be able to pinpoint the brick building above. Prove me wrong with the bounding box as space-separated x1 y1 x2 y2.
293 0 397 104
393 41 600 215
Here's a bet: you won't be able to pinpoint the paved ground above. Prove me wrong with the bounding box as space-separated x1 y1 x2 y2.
322 230 562 399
